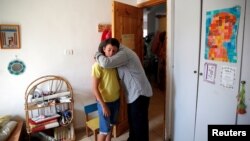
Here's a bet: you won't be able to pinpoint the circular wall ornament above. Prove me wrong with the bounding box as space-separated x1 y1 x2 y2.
8 60 26 75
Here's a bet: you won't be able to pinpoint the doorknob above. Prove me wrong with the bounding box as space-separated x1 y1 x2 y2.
199 73 203 76
241 81 246 84
194 70 197 73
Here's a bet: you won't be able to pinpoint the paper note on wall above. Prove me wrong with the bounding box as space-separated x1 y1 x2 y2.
122 34 135 49
220 66 236 89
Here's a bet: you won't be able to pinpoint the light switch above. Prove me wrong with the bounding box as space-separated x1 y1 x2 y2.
64 49 74 55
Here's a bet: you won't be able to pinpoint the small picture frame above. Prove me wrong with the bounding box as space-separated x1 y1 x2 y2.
0 24 21 49
204 63 217 84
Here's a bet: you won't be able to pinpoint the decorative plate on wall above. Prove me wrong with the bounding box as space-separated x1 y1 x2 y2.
8 60 26 75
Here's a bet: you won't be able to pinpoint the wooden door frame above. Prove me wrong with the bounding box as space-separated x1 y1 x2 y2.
137 0 166 8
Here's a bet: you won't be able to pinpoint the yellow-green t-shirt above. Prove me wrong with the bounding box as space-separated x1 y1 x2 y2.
91 62 120 102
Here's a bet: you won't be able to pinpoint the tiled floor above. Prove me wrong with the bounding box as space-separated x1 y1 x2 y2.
76 84 165 141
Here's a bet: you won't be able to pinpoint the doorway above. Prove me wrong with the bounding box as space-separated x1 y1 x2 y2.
142 3 166 140
143 4 166 91
111 1 168 139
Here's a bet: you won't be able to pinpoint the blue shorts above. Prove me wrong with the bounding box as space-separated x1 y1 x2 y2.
97 99 120 134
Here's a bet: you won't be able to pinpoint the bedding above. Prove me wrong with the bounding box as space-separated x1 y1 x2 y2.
0 116 11 128
0 121 17 141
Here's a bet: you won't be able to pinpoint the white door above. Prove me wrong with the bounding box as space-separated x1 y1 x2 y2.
172 0 201 141
194 1 246 141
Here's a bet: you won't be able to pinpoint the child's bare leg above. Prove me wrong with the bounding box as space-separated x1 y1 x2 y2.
98 133 107 141
105 126 113 141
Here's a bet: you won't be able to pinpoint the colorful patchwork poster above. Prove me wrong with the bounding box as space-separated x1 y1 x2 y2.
204 6 241 63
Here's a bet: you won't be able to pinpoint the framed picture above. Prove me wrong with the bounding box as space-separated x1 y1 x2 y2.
0 24 21 49
204 62 217 84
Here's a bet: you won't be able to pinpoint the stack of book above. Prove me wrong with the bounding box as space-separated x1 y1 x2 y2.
29 114 60 132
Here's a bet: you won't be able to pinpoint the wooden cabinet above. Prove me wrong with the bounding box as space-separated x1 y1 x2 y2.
24 75 75 140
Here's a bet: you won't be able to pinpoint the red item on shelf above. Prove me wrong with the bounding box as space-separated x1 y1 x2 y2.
31 121 59 133
29 119 57 128
101 29 111 41
30 114 60 124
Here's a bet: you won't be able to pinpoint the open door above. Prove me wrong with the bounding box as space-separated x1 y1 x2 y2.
112 1 143 61
112 1 143 137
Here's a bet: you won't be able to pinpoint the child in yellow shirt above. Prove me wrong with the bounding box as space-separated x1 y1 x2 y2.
91 38 121 141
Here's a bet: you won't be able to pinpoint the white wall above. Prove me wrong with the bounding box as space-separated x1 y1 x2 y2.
137 0 148 4
0 0 136 129
117 0 137 6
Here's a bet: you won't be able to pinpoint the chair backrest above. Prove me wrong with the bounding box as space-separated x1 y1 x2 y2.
84 102 98 114
83 102 99 140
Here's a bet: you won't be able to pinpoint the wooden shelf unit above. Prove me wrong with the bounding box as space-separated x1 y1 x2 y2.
24 75 75 140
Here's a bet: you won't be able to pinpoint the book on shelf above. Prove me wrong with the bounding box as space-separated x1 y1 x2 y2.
31 121 59 133
31 114 60 124
29 118 57 128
